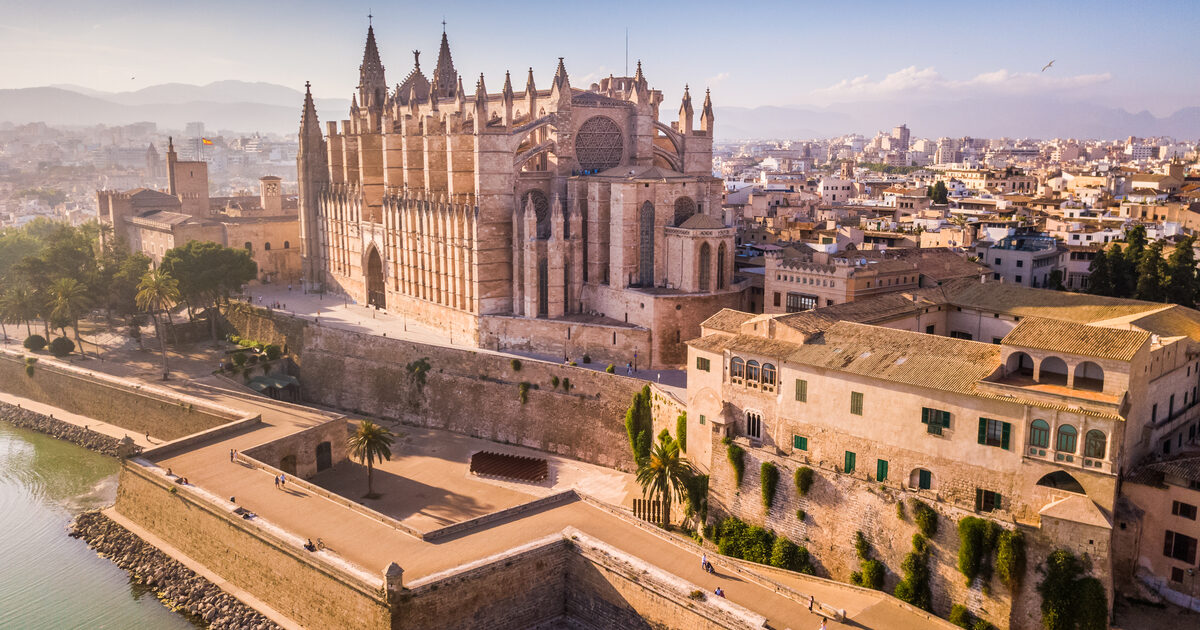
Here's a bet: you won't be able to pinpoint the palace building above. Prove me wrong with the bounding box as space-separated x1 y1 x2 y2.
297 24 743 367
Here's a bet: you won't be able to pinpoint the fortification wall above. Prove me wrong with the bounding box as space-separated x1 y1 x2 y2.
223 305 645 472
707 433 1031 629
115 463 391 630
243 418 349 478
479 314 652 368
0 351 232 441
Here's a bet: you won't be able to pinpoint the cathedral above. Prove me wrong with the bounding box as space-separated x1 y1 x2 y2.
297 24 742 367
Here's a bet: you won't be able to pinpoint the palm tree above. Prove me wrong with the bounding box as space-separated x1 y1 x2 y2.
48 277 91 357
347 420 394 498
135 268 180 380
2 286 37 337
635 433 695 527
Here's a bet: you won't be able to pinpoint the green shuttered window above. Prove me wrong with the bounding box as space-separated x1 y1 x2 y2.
850 392 864 416
793 435 808 451
876 459 888 482
918 469 932 490
977 418 1011 449
922 407 951 435
844 451 856 474
795 379 808 402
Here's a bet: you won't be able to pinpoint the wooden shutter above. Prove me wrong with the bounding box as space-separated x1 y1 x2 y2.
796 379 807 402
941 411 951 428
978 418 987 444
1001 422 1011 450
921 407 930 424
975 488 983 511
919 469 931 490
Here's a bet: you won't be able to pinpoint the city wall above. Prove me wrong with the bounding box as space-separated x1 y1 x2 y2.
223 305 645 472
0 349 234 441
114 463 392 630
242 417 350 478
479 314 652 369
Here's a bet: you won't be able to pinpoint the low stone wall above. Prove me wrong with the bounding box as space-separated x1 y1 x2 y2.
242 417 349 479
421 490 579 542
0 350 234 441
0 400 139 458
114 462 391 630
223 305 645 472
479 314 652 369
69 511 281 630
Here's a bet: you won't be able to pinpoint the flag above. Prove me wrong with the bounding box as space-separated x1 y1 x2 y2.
201 138 213 145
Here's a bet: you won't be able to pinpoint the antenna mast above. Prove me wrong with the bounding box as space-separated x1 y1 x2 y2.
625 28 628 77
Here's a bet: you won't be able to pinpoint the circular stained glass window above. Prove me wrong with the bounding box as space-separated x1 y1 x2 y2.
574 116 624 172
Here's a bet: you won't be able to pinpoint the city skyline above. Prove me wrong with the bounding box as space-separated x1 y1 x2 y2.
1 0 1197 119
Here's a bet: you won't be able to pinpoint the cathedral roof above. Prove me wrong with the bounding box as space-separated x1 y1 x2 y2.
677 214 727 230
594 164 690 180
572 91 629 107
396 50 430 106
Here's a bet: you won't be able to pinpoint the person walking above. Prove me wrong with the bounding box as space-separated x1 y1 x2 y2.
274 475 280 490
280 473 286 489
819 618 827 630
808 594 814 611
701 553 708 571
229 448 235 462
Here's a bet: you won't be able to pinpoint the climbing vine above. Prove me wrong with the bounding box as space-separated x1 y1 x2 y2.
795 466 814 496
725 438 745 485
893 533 933 611
761 461 779 510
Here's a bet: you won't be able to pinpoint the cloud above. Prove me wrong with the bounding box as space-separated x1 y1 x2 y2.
810 66 1112 103
705 72 730 87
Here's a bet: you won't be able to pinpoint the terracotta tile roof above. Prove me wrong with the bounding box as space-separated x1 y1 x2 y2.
700 309 757 333
942 278 1164 323
677 214 727 229
1039 495 1112 529
1127 450 1200 488
1123 306 1200 343
1001 317 1150 361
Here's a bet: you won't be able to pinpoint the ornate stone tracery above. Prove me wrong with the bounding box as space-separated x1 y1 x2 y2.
523 189 551 239
573 116 624 171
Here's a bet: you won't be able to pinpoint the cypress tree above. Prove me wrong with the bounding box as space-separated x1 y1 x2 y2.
1165 235 1198 307
1086 250 1114 296
1135 240 1166 302
1108 243 1135 298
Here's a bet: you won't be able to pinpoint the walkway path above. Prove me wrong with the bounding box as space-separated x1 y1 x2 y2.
0 392 156 449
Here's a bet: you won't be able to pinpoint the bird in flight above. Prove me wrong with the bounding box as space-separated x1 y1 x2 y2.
1041 60 1055 72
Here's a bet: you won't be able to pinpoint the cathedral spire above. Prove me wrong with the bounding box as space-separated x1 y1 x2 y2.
300 81 321 135
553 57 570 90
433 25 458 99
502 71 514 99
524 67 536 96
358 23 387 114
551 58 571 109
701 87 714 133
678 84 694 133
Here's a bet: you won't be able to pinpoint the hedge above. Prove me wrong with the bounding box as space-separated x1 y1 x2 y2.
795 466 814 496
48 336 74 357
761 461 779 510
725 439 745 485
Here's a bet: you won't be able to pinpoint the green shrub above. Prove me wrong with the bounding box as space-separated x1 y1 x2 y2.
245 353 259 366
852 559 885 590
996 529 1026 589
894 533 933 611
229 334 241 344
727 442 745 485
1038 549 1107 630
405 357 431 387
24 356 37 377
910 498 938 538
232 352 247 367
605 363 615 373
770 536 815 574
23 334 46 351
676 412 687 451
510 358 522 371
48 336 74 357
518 382 531 404
582 354 591 364
263 344 282 361
972 620 995 630
1076 577 1108 630
714 516 773 563
949 604 971 628
551 375 560 389
624 386 652 462
761 461 779 510
897 501 907 521
957 517 987 583
684 474 708 522
797 509 806 521
561 377 571 391
795 466 814 496
854 531 870 559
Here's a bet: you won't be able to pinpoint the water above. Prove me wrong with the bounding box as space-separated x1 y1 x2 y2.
0 422 200 630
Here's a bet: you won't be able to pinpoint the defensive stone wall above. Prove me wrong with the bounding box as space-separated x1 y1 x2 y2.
115 462 392 630
223 305 645 472
479 314 652 369
0 350 234 441
708 433 1035 629
242 417 349 479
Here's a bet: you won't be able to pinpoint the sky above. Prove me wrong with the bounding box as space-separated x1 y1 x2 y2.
1 0 1197 116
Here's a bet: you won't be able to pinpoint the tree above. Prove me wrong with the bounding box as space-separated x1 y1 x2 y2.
1037 549 1106 630
47 277 91 357
1165 235 1198 308
347 420 394 498
1135 240 1166 302
634 432 695 527
135 268 180 380
162 240 257 341
624 385 653 463
930 181 949 204
1107 244 1135 298
1086 250 1113 296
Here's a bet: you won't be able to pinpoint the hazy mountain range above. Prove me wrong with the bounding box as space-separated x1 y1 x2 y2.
1 80 1196 140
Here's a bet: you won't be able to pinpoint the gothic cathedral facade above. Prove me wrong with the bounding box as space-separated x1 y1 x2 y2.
297 25 742 367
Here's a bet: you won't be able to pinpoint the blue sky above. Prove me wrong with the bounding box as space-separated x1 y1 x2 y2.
2 0 1197 115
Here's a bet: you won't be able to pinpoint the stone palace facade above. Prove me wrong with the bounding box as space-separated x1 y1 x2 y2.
297 25 744 367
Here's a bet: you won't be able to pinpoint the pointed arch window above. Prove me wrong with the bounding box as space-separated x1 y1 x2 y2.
638 201 655 286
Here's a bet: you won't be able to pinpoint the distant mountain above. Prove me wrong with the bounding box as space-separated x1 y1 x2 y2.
1 82 351 135
6 81 1199 140
715 98 1200 141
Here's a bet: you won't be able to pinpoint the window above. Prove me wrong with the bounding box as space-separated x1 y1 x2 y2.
1173 501 1198 520
1164 530 1198 563
876 459 889 482
795 379 808 402
950 330 974 340
1030 420 1050 448
850 392 864 416
1084 430 1107 459
731 357 745 380
1015 275 1022 283
844 451 856 474
922 407 951 435
786 292 816 312
264 242 271 251
978 418 1011 449
976 489 1002 512
696 357 711 372
1056 425 1078 453
1152 404 1158 424
762 363 777 387
746 360 760 383
926 324 935 334
1172 567 1185 583
699 414 706 425
773 292 781 307
244 241 253 252
746 412 762 440
994 258 1002 265
793 435 808 451
283 241 290 249
918 469 932 490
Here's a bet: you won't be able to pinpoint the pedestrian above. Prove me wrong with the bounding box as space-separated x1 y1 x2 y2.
280 473 286 488
626 362 633 375
714 586 724 598
288 284 292 292
274 475 280 490
808 594 814 611
701 553 708 571
230 448 235 462
819 619 826 630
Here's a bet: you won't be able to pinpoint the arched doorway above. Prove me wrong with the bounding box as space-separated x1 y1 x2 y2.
366 246 385 309
639 201 655 286
315 442 332 472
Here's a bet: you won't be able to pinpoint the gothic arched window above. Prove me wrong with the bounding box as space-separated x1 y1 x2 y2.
673 196 697 226
698 242 711 291
638 201 655 286
522 190 550 240
574 116 624 171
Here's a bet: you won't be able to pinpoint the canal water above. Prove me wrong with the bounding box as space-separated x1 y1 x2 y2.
0 422 198 629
